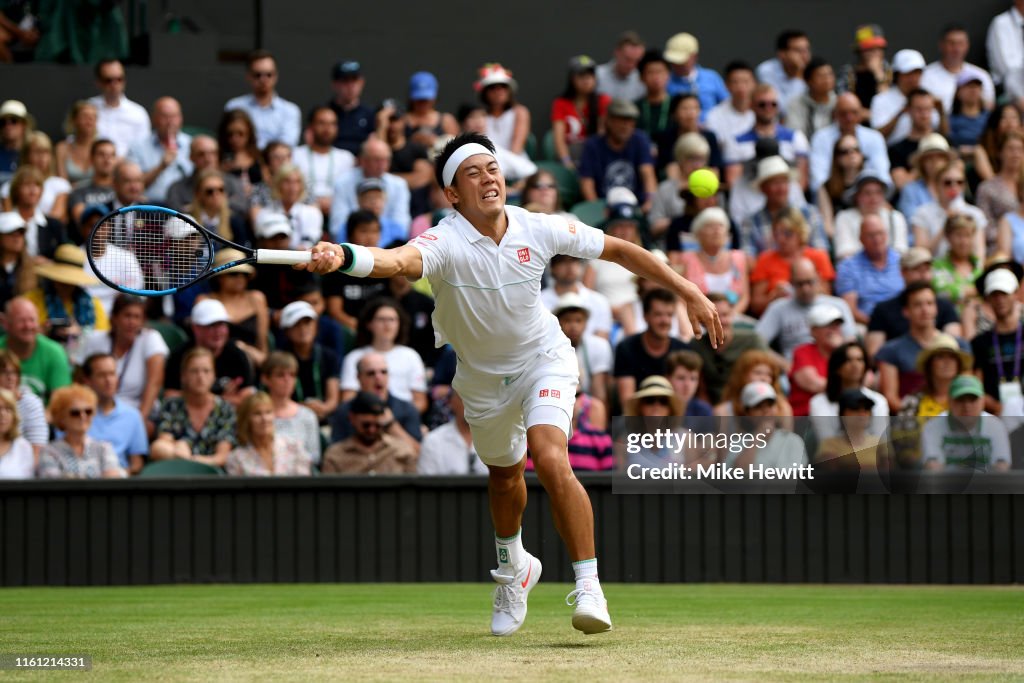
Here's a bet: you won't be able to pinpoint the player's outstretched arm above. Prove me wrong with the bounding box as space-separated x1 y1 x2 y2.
298 241 424 279
598 235 724 348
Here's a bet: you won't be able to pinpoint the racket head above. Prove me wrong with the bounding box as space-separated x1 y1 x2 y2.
87 205 218 296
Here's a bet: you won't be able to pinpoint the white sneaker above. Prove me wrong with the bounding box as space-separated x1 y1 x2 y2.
490 553 542 636
566 580 612 634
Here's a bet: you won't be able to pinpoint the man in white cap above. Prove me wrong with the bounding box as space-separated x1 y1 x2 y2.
663 32 728 120
731 380 808 470
300 131 722 637
788 303 849 416
277 300 339 422
870 49 940 144
163 299 255 407
738 155 828 258
249 211 319 316
970 267 1024 418
756 256 856 361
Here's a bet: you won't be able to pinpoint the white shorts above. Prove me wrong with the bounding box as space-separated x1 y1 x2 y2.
452 343 578 468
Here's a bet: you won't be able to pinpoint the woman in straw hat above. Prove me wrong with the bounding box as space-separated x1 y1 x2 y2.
25 243 108 360
616 375 685 470
194 247 268 366
885 332 973 469
896 132 955 220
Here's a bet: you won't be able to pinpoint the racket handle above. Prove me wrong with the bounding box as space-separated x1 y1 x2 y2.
255 249 313 265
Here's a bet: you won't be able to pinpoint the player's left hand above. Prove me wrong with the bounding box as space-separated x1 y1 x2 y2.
299 241 345 274
682 284 723 348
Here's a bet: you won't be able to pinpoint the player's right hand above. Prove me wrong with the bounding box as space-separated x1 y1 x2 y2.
300 241 346 274
683 285 723 349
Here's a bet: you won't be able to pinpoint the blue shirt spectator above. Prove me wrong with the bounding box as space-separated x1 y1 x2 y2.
224 51 301 149
667 68 728 122
89 399 149 470
663 32 728 121
127 130 193 203
224 94 301 149
835 246 904 317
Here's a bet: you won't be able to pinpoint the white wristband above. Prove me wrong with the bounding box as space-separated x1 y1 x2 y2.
341 243 375 278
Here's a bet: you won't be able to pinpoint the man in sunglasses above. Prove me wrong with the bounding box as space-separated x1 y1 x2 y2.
224 49 301 149
725 84 810 225
88 59 151 157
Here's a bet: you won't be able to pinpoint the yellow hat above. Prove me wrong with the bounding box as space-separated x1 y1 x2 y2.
34 244 99 287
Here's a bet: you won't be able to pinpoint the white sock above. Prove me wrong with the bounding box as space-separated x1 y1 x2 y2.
573 558 601 591
496 529 525 574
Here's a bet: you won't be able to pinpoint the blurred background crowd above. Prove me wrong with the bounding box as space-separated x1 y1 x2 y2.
1 1 1023 479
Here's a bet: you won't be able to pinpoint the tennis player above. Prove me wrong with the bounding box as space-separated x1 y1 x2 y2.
303 132 722 636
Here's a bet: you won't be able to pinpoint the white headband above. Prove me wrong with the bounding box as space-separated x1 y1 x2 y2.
442 143 497 187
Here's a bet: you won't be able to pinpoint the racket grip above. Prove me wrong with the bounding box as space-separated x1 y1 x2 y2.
255 249 313 265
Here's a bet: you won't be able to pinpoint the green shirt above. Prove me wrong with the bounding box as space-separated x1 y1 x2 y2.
931 256 981 308
0 334 72 402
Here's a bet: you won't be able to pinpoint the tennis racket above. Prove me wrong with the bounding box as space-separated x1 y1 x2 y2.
86 205 311 296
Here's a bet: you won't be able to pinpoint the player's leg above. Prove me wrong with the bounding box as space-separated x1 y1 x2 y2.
526 419 611 634
526 423 595 560
487 457 527 540
470 410 542 636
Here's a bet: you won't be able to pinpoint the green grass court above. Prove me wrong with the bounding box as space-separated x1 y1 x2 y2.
3 584 1023 681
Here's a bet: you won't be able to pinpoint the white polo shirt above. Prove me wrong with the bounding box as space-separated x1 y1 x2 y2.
88 94 151 157
292 145 356 199
410 206 606 375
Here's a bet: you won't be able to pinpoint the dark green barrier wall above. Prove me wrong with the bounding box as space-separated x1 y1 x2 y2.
2 475 1022 586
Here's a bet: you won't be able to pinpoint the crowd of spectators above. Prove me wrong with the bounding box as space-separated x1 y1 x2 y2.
3 10 1024 480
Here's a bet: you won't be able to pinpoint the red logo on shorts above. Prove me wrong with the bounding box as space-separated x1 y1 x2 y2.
551 389 560 399
539 389 549 397
517 247 531 263
538 389 560 399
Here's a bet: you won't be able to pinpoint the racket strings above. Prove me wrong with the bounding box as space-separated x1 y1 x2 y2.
90 211 213 292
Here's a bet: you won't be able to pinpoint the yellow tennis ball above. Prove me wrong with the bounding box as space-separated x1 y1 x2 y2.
688 169 719 198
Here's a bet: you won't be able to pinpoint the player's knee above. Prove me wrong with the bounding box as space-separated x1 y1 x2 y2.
487 459 525 489
531 445 574 486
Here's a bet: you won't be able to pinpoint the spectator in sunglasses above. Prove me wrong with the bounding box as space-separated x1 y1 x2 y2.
223 49 301 149
38 383 125 479
911 159 986 260
88 60 150 157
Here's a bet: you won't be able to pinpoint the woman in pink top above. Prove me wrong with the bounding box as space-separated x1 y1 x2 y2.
676 207 749 314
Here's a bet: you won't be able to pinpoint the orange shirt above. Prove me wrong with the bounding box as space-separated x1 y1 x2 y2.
750 247 835 292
